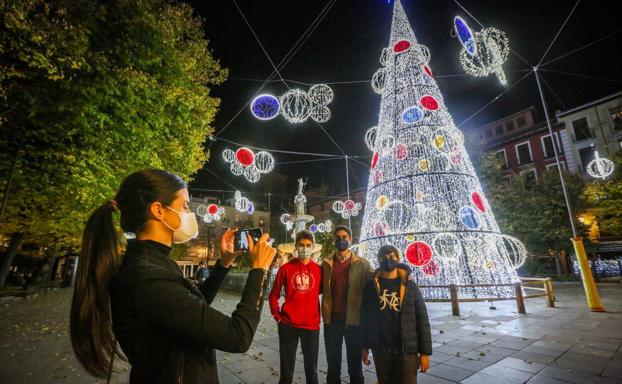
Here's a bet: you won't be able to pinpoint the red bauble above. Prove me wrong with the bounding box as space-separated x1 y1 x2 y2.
423 65 433 78
422 260 440 276
207 204 218 215
420 95 439 111
405 241 433 267
236 147 255 167
374 222 387 237
395 143 408 160
371 152 379 169
393 40 411 53
471 191 486 212
344 200 356 210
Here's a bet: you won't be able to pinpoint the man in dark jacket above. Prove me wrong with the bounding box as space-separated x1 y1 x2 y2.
360 245 432 384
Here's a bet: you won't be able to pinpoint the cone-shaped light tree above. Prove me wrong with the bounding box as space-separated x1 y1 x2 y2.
359 0 526 299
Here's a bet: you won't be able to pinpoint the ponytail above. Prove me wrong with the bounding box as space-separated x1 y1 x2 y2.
70 200 123 378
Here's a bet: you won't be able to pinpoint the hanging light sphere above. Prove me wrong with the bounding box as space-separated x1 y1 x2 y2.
280 89 312 123
250 94 280 120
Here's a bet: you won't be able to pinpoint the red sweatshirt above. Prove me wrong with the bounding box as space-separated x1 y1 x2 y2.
269 258 322 330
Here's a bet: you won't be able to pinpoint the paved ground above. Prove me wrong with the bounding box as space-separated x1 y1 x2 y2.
1 283 621 384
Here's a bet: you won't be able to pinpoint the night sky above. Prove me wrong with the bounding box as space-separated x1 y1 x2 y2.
187 0 622 207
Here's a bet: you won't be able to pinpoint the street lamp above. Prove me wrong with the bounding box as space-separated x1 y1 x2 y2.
534 66 604 312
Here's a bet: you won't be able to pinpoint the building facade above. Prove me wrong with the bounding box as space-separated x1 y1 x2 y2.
471 107 570 182
555 92 622 176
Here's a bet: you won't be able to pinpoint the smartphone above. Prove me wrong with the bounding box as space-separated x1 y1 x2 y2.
234 228 263 251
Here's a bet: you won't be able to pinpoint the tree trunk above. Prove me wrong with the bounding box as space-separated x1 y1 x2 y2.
0 232 24 288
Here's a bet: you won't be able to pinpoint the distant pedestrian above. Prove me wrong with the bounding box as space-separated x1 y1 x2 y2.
269 230 322 384
360 245 432 384
195 261 210 284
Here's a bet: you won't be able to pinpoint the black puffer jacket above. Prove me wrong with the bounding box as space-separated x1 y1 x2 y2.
109 239 268 384
359 264 433 355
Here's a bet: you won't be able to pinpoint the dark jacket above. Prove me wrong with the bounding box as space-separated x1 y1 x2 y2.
359 264 433 355
109 240 268 384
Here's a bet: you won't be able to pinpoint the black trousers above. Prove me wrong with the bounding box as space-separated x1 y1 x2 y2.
372 348 419 384
324 320 364 384
278 322 319 384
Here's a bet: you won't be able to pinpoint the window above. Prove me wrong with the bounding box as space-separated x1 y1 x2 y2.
546 161 566 172
610 106 622 131
495 125 504 135
515 142 532 165
506 121 515 131
541 134 561 158
578 147 595 174
495 149 508 169
572 117 592 141
485 129 493 138
517 116 527 128
520 169 537 187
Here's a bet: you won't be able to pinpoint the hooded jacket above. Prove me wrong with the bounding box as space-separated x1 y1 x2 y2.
268 257 322 330
359 263 433 355
109 239 268 384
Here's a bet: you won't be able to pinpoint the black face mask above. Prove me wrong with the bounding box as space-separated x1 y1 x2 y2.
380 258 398 272
335 238 350 251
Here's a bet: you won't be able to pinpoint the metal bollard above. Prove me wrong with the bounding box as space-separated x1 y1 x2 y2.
514 282 526 314
544 278 555 308
449 284 460 316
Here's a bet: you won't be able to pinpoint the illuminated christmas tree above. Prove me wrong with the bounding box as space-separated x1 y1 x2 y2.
359 0 526 299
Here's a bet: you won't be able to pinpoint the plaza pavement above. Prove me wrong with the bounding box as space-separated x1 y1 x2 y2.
1 282 621 384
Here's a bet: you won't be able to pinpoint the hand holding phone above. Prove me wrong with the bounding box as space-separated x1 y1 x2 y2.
234 228 263 251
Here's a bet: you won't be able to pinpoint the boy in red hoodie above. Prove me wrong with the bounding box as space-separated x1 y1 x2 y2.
269 230 322 384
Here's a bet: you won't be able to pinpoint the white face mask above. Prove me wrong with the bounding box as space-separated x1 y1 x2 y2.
297 246 314 260
162 206 199 244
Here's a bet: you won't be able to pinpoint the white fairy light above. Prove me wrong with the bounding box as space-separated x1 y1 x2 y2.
278 84 334 124
454 16 510 86
222 147 275 183
234 191 254 215
333 199 363 219
586 150 615 180
307 84 334 105
372 67 387 94
359 0 525 299
280 89 312 123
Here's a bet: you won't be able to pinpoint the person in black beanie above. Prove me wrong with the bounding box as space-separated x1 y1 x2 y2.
360 244 432 384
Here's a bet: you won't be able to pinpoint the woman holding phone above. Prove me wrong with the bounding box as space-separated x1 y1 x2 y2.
70 169 276 383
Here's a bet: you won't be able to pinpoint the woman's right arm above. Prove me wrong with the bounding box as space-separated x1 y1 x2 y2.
136 268 268 353
136 233 275 353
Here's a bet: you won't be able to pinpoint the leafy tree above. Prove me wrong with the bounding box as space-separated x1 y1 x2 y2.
477 153 586 257
0 0 227 285
582 152 622 236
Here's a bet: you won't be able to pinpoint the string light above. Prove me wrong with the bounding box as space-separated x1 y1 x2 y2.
454 16 509 86
360 0 525 299
586 150 615 180
234 191 255 214
222 147 275 183
279 84 335 124
197 203 225 223
333 199 363 219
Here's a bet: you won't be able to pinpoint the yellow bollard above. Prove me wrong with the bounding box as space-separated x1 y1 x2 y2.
570 237 605 312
